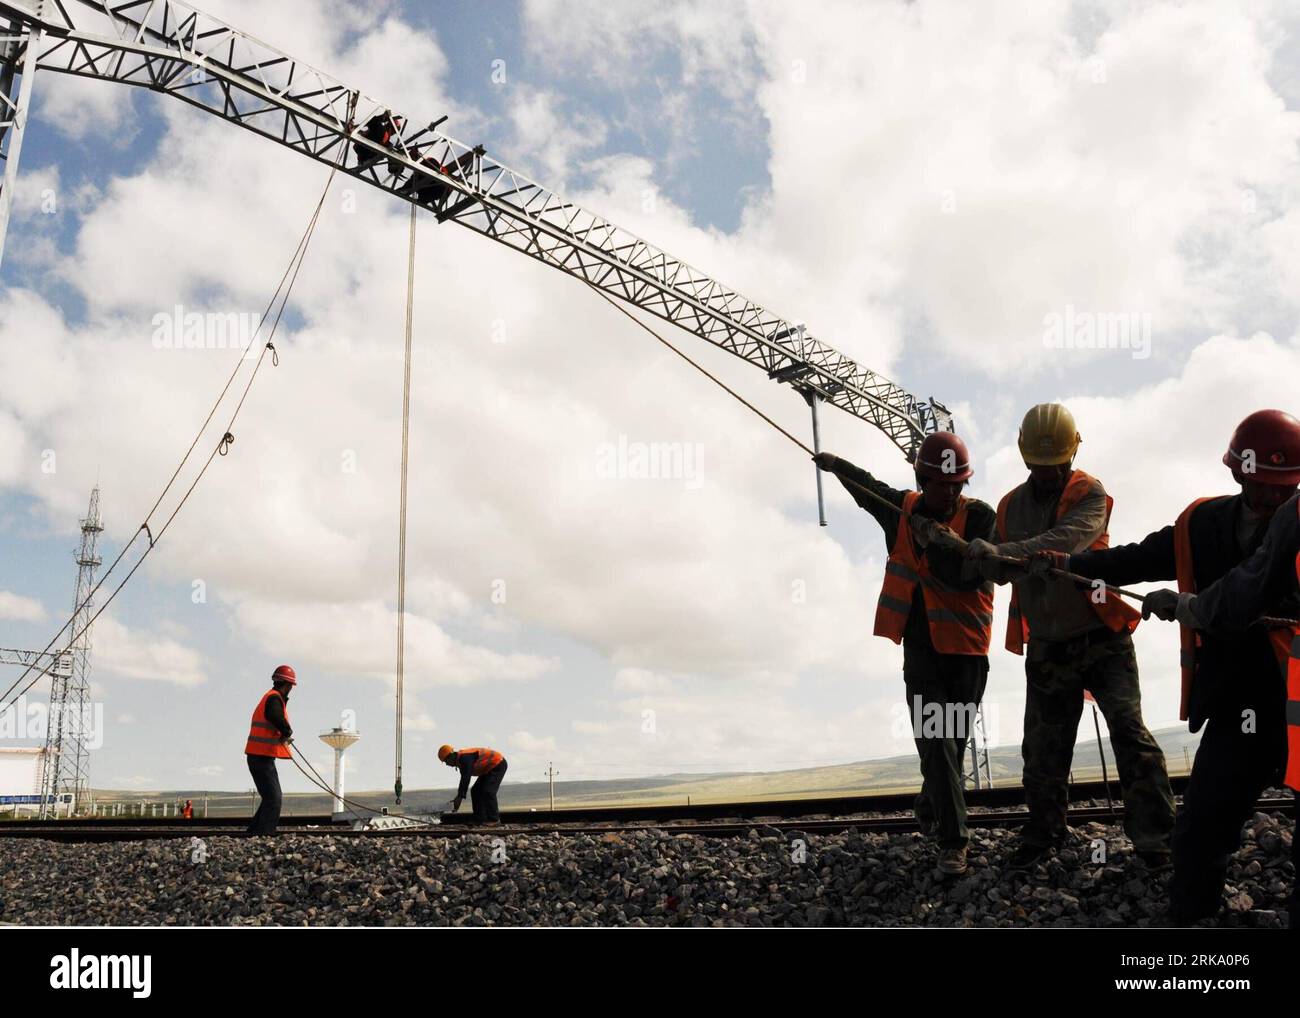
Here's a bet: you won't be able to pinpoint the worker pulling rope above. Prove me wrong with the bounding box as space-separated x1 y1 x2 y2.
581 281 1300 627
0 156 346 716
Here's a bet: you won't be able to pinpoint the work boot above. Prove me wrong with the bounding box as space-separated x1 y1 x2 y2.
912 791 936 837
938 846 968 876
1137 848 1172 873
1008 839 1057 872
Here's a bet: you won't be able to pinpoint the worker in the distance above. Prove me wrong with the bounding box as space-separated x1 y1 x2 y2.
439 744 508 824
244 664 297 836
815 431 995 877
1030 410 1300 922
968 404 1174 871
182 799 194 820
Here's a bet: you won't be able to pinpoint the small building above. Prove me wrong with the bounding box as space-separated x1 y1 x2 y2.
0 747 51 817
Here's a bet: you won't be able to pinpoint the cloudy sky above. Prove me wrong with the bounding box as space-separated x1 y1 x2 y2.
2 0 1299 797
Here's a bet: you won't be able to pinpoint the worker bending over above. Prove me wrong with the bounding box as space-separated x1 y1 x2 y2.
244 664 297 836
439 745 508 824
969 404 1174 870
816 432 995 876
1033 410 1300 922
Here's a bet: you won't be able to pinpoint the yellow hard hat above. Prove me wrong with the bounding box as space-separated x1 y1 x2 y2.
437 744 455 761
1018 403 1081 466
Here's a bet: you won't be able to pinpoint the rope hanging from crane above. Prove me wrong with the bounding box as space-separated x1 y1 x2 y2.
394 202 417 805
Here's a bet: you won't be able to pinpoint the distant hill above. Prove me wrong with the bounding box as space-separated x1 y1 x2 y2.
79 725 1203 818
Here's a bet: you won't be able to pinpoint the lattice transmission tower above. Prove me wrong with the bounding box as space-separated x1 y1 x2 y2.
39 486 102 817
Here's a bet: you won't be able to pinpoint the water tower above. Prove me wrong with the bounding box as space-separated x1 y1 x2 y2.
318 714 360 820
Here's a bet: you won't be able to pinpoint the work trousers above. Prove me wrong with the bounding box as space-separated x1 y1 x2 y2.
1021 631 1175 852
903 642 989 849
1292 789 1299 930
246 754 283 836
470 760 507 822
1169 694 1285 921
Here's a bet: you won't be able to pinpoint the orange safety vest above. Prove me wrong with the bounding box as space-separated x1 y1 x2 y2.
1175 497 1291 722
245 690 291 759
461 747 504 775
997 470 1141 655
1173 497 1217 721
873 492 994 656
1287 549 1300 791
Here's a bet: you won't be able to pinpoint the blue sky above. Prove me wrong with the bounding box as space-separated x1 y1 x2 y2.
3 0 1300 798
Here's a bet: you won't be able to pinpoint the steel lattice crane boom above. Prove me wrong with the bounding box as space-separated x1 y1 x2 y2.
0 0 952 458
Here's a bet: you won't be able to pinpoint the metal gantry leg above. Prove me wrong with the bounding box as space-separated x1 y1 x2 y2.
0 4 42 273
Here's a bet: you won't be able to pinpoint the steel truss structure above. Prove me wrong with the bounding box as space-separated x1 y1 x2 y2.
0 0 951 456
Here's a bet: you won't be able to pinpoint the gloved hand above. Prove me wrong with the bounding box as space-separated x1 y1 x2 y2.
1026 550 1069 577
812 451 839 472
1141 589 1181 621
965 538 997 560
1175 592 1203 628
910 515 937 547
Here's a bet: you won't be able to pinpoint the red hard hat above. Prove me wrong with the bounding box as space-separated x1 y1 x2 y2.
272 664 297 686
914 431 973 482
1223 409 1300 486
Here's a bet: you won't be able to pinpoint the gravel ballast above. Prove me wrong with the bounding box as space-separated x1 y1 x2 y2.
0 813 1291 927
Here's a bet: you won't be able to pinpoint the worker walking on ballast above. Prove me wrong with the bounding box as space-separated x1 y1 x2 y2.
245 664 297 836
815 432 996 876
439 744 508 824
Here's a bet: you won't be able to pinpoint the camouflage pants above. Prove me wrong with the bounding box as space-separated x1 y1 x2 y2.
1021 633 1174 852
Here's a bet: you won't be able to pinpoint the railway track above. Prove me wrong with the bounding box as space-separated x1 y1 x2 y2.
0 775 1209 832
2 797 1291 843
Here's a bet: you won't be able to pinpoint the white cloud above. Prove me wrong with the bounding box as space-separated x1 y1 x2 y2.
92 616 206 688
0 591 46 622
527 1 1300 376
35 72 137 143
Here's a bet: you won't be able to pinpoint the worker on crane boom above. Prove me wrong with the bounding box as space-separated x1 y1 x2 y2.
1029 409 1300 923
353 110 406 178
967 404 1174 871
244 665 297 836
815 432 995 877
402 143 486 210
439 744 508 824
